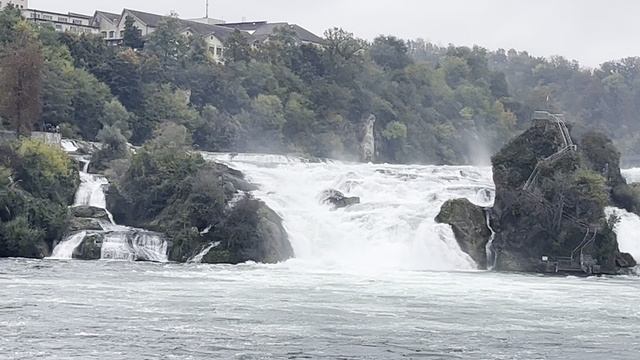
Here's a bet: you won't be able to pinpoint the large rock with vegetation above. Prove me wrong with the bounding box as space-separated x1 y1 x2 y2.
437 114 637 274
105 124 293 264
0 139 79 259
435 198 491 269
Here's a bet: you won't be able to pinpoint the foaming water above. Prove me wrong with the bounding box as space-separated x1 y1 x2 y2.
606 207 640 262
1 259 638 359
203 153 494 271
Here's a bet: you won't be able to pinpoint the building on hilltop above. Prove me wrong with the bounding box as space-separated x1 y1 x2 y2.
0 0 27 10
9 4 325 61
22 8 98 34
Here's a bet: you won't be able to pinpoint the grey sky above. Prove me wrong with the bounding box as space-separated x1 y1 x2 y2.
33 0 639 67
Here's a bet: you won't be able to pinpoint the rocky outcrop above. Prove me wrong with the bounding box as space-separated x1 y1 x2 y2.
67 206 109 233
200 201 293 264
435 198 491 269
73 233 103 260
70 206 110 220
360 114 376 162
320 189 360 209
68 217 103 232
437 112 636 274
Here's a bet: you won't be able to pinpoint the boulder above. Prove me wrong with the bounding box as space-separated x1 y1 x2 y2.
615 252 637 268
320 189 360 209
199 199 294 264
435 198 491 269
68 217 103 232
70 206 110 220
73 233 103 260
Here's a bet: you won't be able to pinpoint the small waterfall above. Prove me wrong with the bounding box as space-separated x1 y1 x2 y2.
49 232 87 259
49 147 169 262
484 209 497 270
605 207 640 262
188 242 221 263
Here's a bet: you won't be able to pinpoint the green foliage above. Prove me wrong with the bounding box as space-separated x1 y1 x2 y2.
0 139 78 258
122 16 143 49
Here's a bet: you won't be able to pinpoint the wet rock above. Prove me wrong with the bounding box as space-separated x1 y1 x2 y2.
436 198 491 269
70 206 110 220
68 217 103 232
615 252 637 268
320 189 360 209
73 233 103 260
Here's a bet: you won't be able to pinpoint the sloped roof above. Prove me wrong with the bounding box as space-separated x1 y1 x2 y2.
222 21 268 32
124 9 237 41
94 10 120 24
251 23 325 45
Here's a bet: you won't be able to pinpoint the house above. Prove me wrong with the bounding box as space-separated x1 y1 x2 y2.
223 21 325 46
92 9 238 61
0 0 27 10
90 11 120 40
22 9 99 34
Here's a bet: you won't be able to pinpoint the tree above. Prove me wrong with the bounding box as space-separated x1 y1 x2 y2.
370 35 412 70
122 16 144 49
223 30 253 63
0 22 43 136
144 17 188 70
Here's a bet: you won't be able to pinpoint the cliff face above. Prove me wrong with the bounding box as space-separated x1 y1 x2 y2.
437 114 637 274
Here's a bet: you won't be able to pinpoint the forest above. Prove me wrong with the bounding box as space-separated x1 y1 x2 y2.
2 6 640 165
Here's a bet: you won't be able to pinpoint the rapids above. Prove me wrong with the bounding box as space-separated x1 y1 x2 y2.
203 153 495 271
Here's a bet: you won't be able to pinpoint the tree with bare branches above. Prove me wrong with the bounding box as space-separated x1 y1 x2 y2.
0 21 43 137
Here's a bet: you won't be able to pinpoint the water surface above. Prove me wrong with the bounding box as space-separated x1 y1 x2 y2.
1 259 638 359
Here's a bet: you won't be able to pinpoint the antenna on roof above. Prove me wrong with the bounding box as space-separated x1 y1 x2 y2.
206 0 209 18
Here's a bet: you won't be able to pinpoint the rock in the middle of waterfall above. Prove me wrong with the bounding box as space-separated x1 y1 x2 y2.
320 189 360 209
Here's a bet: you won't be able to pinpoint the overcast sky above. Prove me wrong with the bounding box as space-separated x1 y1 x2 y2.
33 0 639 67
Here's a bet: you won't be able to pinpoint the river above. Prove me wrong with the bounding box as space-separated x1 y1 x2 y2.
1 259 639 359
2 152 640 359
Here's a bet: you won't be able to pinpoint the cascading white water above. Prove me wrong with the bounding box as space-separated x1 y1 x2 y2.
188 242 221 263
49 232 87 260
50 144 169 262
605 207 640 262
484 209 497 270
203 152 495 271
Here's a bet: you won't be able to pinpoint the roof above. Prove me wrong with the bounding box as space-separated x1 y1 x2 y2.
94 10 120 24
119 9 324 44
222 21 268 32
68 12 92 19
251 23 325 45
124 9 237 41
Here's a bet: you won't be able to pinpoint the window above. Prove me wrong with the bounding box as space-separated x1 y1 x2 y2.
42 14 53 20
119 30 124 38
109 31 114 38
58 17 68 23
55 24 62 30
72 19 82 25
216 47 223 56
101 31 107 38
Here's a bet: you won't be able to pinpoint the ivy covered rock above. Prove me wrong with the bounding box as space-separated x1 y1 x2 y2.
437 113 636 274
105 124 293 264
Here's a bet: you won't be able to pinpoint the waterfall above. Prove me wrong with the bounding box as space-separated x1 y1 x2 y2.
203 152 495 271
605 207 640 262
49 147 169 262
484 209 497 270
49 232 87 260
188 242 221 263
